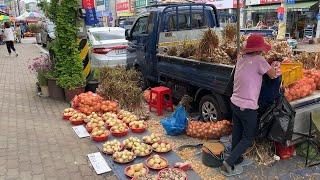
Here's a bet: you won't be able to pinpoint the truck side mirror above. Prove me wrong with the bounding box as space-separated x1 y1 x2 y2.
125 29 131 40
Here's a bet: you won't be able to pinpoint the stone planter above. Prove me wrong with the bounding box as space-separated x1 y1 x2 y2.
47 79 65 101
64 86 85 102
40 85 49 97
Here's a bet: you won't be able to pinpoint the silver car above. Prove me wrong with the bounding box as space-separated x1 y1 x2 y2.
87 27 131 68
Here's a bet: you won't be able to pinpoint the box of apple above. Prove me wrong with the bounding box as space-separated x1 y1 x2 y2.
125 163 149 178
63 108 76 120
123 137 141 149
91 126 109 142
112 150 136 164
102 140 122 155
129 120 147 133
117 110 139 124
69 112 87 125
110 123 129 137
132 143 152 157
146 155 168 170
142 133 161 145
152 141 172 153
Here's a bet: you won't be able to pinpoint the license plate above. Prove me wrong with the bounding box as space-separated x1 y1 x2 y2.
115 49 126 54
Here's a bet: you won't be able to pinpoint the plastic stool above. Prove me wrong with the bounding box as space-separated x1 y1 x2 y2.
149 86 174 116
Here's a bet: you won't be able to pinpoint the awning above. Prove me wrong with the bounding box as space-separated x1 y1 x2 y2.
246 1 318 12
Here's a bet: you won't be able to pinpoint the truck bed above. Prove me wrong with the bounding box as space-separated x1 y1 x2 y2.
157 54 234 95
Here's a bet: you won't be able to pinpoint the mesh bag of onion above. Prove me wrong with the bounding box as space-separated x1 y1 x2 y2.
186 120 232 139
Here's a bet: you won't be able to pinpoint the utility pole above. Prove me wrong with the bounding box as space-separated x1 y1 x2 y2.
316 1 320 42
236 0 240 54
16 0 20 16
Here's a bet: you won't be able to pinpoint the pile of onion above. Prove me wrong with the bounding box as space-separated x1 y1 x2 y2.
303 69 320 90
72 91 104 115
186 120 232 139
284 77 316 102
100 100 118 113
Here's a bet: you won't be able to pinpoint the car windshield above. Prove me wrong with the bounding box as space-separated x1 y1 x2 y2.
92 31 124 40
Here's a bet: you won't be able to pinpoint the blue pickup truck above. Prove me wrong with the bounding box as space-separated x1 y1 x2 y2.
126 3 233 121
125 4 320 142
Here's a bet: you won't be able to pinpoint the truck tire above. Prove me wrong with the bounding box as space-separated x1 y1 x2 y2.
199 95 223 122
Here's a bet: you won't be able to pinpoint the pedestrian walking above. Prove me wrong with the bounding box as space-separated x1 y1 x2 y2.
15 24 22 43
220 34 276 176
3 22 18 57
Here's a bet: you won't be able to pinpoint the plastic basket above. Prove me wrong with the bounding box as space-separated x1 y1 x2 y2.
281 62 303 86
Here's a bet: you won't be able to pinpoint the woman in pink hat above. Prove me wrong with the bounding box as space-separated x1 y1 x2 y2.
221 34 277 176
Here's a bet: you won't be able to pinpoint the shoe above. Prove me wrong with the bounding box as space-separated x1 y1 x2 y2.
15 53 18 57
220 161 243 177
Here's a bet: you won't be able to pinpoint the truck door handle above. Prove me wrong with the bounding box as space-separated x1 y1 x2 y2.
127 47 136 52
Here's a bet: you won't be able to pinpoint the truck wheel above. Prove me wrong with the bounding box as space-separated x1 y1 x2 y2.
199 95 223 122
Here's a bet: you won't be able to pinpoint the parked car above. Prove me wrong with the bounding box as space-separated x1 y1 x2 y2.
87 27 132 68
40 22 55 47
286 33 297 49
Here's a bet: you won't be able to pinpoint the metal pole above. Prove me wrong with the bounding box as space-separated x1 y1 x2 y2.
316 1 320 42
16 0 20 16
236 0 240 54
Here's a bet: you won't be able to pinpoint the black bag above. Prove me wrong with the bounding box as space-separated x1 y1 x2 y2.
267 94 296 145
257 102 277 139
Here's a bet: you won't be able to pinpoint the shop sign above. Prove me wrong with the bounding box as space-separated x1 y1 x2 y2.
136 0 148 9
85 8 99 25
232 0 244 8
96 0 104 6
116 1 130 11
83 0 95 9
246 0 260 5
260 0 282 4
105 0 110 12
194 0 239 9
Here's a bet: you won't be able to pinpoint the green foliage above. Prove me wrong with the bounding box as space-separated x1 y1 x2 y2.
48 0 58 23
54 0 85 90
38 0 50 17
37 70 48 86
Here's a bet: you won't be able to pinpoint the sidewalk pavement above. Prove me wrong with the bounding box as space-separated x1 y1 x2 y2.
0 38 116 180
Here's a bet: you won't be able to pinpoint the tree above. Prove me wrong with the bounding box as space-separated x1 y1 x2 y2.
48 0 58 23
53 0 85 90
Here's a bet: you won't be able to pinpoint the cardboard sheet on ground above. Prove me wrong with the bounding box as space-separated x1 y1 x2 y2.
92 130 201 180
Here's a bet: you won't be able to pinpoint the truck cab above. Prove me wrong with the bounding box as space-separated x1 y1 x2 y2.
126 3 220 85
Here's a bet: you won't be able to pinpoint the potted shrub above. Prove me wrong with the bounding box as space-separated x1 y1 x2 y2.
28 55 52 97
85 69 100 93
45 42 65 100
54 0 85 102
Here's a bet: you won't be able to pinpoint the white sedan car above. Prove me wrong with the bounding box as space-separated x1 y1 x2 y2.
87 27 131 68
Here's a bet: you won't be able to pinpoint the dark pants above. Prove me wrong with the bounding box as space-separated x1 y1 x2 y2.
226 103 258 166
5 41 16 54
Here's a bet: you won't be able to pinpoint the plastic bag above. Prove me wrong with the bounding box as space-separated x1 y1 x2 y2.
267 95 296 145
257 103 277 139
160 105 188 136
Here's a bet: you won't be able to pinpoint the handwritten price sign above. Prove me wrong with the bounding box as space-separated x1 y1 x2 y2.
87 152 111 175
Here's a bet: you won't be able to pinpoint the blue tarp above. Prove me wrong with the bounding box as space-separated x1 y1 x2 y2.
90 129 201 180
